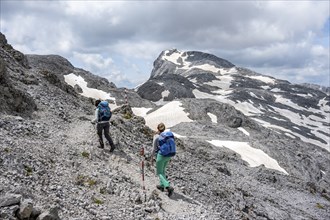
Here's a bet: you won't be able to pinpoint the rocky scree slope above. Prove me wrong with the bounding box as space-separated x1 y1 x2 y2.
1 33 277 220
0 33 222 220
0 34 329 220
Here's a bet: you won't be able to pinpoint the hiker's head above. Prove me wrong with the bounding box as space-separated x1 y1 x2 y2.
95 99 101 107
157 123 165 132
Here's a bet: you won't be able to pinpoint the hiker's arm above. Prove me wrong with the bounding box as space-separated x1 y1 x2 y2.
151 134 159 162
91 108 98 123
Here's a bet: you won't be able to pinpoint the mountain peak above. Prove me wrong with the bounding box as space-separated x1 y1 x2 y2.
150 49 235 78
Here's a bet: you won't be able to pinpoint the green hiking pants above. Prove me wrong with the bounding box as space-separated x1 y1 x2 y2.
156 153 171 188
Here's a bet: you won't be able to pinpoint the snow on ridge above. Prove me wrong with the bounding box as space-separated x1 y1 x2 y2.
238 127 250 136
207 113 217 123
207 140 288 175
193 87 329 150
162 50 237 77
285 133 296 139
205 75 233 90
132 107 153 117
270 116 287 122
274 94 306 111
144 101 193 130
172 132 187 138
193 64 222 73
249 92 266 101
253 117 329 152
64 73 115 101
192 89 263 116
246 75 276 84
162 50 190 68
296 93 313 98
319 97 330 112
161 90 170 99
270 88 283 93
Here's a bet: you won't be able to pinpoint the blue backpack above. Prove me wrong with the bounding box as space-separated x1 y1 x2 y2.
158 131 176 157
98 101 112 122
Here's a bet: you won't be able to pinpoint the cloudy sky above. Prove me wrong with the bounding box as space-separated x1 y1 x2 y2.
1 0 329 88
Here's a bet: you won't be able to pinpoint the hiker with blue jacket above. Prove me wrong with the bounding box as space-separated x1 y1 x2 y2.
91 100 115 152
153 122 175 197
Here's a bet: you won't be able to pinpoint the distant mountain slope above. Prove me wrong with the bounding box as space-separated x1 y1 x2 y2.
137 49 330 151
300 82 330 95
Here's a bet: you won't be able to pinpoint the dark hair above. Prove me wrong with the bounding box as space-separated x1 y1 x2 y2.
95 99 101 107
157 123 165 132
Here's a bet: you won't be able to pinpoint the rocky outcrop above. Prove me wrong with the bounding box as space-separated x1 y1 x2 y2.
0 32 29 68
0 193 58 220
137 74 196 102
0 58 37 117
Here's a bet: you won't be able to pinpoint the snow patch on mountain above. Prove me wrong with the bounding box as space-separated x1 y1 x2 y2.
193 89 263 116
161 90 170 99
238 127 250 136
270 88 284 93
207 140 288 175
136 101 193 129
246 75 276 84
253 117 329 151
131 107 153 117
261 85 271 90
161 49 236 77
319 97 330 112
274 94 306 111
207 113 217 123
64 73 115 101
192 84 330 151
270 106 329 150
296 93 313 98
162 50 186 66
204 75 234 90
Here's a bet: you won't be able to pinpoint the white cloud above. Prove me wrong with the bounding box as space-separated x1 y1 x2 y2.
73 52 113 70
1 0 329 87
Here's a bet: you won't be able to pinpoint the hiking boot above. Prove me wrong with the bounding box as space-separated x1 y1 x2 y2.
156 185 164 192
98 145 104 149
110 144 116 152
166 186 174 197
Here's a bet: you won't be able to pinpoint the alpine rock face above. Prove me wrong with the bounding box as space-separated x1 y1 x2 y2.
1 32 330 220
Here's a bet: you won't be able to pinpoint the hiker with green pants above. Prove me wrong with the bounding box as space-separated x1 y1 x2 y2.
153 123 176 197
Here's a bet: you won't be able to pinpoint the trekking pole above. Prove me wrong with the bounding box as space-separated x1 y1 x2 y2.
124 88 128 106
140 146 147 202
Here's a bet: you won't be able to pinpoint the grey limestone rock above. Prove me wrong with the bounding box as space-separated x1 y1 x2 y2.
17 199 34 219
0 194 22 208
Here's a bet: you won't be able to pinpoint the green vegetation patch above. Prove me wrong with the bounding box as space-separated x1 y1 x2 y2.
81 151 90 158
316 203 324 209
24 165 33 176
93 197 104 205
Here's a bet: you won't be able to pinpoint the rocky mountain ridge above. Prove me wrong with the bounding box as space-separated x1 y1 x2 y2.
1 33 330 220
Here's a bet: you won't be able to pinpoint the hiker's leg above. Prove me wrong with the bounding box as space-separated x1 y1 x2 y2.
103 123 115 148
163 157 171 186
96 123 104 147
156 154 170 188
163 158 170 181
